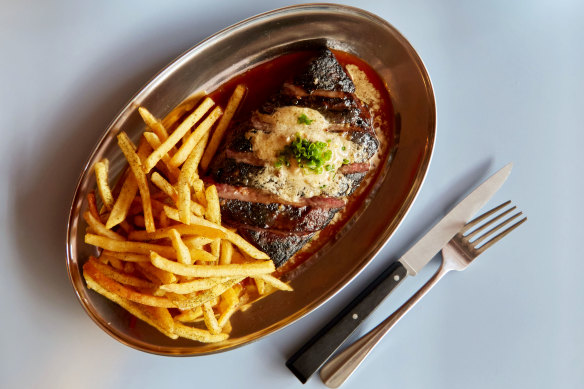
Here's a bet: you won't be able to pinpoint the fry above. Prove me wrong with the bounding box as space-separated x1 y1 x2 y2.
205 185 221 224
163 205 205 225
142 132 180 181
150 252 274 278
170 106 223 167
170 278 243 310
205 184 221 256
88 257 154 288
169 229 191 265
176 176 191 225
101 250 150 263
183 236 214 249
128 223 225 242
174 307 203 323
173 322 228 343
106 174 138 229
151 172 177 199
177 133 212 224
187 136 209 187
135 262 177 284
83 260 175 308
138 107 169 142
144 97 214 173
202 301 222 335
85 234 177 259
192 216 269 259
117 132 155 232
106 139 151 229
254 274 293 291
188 247 217 263
219 240 233 265
87 192 101 220
159 209 170 228
254 277 266 295
159 277 229 294
200 84 246 172
94 159 114 211
84 273 177 339
222 229 270 260
83 211 124 241
217 287 239 327
108 256 124 271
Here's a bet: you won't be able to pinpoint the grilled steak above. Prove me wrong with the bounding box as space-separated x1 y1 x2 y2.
208 49 379 267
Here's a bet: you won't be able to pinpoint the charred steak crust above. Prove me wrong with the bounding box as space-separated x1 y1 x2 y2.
208 48 380 267
220 198 340 232
236 226 316 268
293 49 355 93
211 158 265 188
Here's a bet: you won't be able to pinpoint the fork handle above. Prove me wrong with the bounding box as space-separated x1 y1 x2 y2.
286 261 408 383
319 263 450 388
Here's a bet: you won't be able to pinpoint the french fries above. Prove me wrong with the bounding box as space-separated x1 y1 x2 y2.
117 132 156 232
144 97 214 173
94 159 114 211
200 84 246 172
81 86 292 343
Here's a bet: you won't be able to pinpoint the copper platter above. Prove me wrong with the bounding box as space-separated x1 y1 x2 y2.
66 3 436 355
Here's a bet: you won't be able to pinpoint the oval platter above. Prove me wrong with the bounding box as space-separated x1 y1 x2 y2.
66 3 436 355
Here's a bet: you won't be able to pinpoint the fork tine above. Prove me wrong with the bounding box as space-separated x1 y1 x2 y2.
472 211 523 246
465 206 516 241
476 216 527 254
461 201 511 233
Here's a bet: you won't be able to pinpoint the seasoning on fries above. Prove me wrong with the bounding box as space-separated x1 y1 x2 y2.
82 86 292 343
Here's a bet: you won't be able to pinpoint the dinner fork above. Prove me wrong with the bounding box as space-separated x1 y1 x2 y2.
319 201 527 388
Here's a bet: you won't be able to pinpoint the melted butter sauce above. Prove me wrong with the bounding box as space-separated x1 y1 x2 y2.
208 49 394 275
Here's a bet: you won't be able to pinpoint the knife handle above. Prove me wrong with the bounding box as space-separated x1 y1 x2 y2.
286 261 408 383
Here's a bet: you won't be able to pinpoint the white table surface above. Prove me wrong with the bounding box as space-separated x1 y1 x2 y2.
2 1 583 388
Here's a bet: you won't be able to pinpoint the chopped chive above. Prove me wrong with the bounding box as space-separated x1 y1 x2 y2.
297 113 314 125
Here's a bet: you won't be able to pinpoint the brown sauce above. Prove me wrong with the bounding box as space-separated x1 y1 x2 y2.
207 49 394 276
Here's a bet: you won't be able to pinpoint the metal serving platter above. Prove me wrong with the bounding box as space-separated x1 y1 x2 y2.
66 3 435 355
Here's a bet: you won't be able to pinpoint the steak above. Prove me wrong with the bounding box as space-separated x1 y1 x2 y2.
207 49 379 267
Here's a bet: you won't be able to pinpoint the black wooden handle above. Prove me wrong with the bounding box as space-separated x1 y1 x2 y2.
286 261 408 383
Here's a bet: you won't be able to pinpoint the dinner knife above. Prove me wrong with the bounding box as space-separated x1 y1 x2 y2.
286 163 512 383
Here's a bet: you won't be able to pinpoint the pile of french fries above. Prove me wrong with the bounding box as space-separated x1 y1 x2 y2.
83 85 291 343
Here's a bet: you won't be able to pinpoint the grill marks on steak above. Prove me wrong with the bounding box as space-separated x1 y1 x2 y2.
208 49 380 267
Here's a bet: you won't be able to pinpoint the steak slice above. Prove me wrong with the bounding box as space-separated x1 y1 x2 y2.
220 198 340 232
207 48 379 267
235 226 316 268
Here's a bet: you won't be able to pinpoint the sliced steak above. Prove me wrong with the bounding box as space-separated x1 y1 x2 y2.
235 226 316 268
220 198 340 232
207 48 379 267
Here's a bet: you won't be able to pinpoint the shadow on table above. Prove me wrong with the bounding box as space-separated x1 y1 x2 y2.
7 10 252 316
